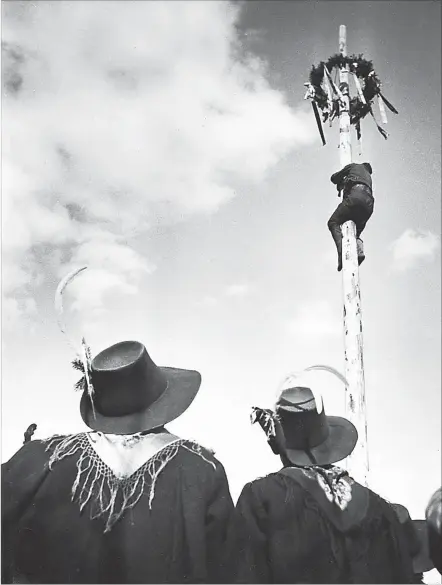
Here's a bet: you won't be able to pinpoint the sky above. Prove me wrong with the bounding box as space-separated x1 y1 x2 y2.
1 0 441 577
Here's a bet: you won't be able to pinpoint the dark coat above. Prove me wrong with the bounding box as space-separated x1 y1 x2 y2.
225 468 415 584
426 487 442 574
2 435 234 584
331 163 373 193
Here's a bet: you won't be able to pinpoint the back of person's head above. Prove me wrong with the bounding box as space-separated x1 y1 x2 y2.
251 367 357 468
426 487 442 574
274 385 358 467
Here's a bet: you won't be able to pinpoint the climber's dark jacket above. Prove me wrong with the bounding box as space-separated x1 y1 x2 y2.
331 163 373 195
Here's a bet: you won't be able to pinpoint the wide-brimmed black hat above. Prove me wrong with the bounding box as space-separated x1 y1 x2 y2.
392 503 434 574
80 341 201 434
275 386 358 466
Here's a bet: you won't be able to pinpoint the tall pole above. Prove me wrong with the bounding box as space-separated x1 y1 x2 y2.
338 25 369 486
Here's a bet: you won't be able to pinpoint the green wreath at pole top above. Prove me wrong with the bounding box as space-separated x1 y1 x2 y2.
305 53 398 144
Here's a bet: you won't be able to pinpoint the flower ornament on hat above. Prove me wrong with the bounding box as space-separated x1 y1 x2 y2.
54 266 202 435
55 266 96 416
251 365 358 467
251 366 358 511
49 268 206 532
250 366 327 452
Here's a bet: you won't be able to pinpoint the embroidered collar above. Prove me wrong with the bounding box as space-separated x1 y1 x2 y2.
86 430 181 479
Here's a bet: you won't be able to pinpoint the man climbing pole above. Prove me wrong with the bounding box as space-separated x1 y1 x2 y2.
327 162 374 271
305 26 398 485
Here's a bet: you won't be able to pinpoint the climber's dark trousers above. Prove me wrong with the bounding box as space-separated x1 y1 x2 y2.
327 184 374 270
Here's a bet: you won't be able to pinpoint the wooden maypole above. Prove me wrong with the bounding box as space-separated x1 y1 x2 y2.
338 25 369 486
304 24 398 486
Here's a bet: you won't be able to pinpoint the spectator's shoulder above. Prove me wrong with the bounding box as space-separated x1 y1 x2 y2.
1 439 57 508
3 433 84 474
363 487 403 524
179 438 222 469
239 470 305 502
2 439 49 470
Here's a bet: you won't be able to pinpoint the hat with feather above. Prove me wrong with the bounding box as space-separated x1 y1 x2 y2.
55 267 201 435
251 366 358 466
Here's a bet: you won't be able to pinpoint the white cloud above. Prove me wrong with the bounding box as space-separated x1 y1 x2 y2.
2 296 37 331
224 283 251 298
200 295 219 308
200 282 252 307
390 229 440 271
2 0 316 327
286 300 342 340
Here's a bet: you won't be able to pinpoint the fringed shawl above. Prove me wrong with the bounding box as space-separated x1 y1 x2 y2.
45 432 215 533
2 434 234 584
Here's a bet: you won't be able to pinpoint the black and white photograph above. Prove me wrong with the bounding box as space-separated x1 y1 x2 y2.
2 1 441 583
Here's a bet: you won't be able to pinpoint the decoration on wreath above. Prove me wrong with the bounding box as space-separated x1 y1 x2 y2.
304 53 398 146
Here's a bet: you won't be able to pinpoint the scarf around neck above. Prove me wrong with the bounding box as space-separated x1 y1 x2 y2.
45 431 215 532
301 465 354 510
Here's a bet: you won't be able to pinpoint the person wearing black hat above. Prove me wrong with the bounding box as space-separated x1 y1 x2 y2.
225 377 415 583
327 161 375 271
2 337 234 582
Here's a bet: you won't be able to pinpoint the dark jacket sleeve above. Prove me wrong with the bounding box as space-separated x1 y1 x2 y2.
224 482 270 584
331 164 352 185
382 500 417 583
1 441 51 583
205 461 235 583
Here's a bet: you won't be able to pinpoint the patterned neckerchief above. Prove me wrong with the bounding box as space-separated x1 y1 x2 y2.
301 465 354 510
